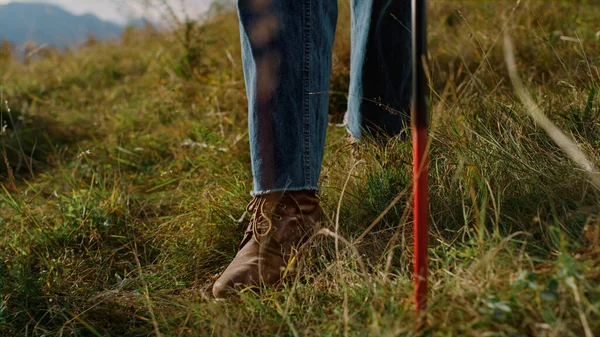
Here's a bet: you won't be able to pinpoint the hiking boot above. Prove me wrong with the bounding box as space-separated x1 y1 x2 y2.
212 190 323 299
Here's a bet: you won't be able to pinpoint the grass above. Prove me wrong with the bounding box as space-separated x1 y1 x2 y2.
1 1 599 335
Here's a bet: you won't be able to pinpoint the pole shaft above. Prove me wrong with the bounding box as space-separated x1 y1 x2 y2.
412 128 428 312
411 0 429 314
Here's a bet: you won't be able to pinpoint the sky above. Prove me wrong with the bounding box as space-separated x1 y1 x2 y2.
0 0 213 24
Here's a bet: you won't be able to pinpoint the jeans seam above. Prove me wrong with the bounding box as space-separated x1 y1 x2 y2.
302 0 312 188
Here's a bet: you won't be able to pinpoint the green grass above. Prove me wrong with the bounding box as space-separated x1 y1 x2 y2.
1 1 599 335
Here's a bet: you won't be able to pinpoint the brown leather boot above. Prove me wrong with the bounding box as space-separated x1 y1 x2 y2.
212 190 322 299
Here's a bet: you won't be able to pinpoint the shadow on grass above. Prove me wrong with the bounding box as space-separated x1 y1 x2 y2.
0 105 96 180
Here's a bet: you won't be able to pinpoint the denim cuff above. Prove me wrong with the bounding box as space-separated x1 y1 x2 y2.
251 185 320 197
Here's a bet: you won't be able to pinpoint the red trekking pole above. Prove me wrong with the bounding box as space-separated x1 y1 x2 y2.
411 0 429 315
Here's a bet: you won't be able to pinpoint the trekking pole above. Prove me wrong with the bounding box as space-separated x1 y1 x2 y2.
411 0 429 316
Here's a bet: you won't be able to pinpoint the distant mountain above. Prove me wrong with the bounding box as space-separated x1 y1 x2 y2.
0 2 124 48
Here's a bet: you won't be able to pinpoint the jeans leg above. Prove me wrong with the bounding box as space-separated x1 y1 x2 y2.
347 0 412 140
238 0 338 196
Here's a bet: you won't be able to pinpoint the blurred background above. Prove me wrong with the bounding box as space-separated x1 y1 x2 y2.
0 0 232 58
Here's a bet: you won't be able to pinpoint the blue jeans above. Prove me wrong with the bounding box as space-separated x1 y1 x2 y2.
238 0 412 195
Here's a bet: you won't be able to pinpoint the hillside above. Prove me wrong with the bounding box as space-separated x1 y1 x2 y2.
0 2 123 47
1 1 599 336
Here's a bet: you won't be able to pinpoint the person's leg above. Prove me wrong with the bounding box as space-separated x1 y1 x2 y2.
238 0 338 195
213 0 338 299
347 0 412 140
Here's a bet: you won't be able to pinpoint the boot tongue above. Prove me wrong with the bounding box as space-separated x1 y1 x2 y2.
239 192 319 249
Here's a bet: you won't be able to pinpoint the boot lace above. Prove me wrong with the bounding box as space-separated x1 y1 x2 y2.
245 195 284 242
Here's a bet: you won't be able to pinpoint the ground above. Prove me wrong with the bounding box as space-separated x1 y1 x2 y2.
1 1 599 336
